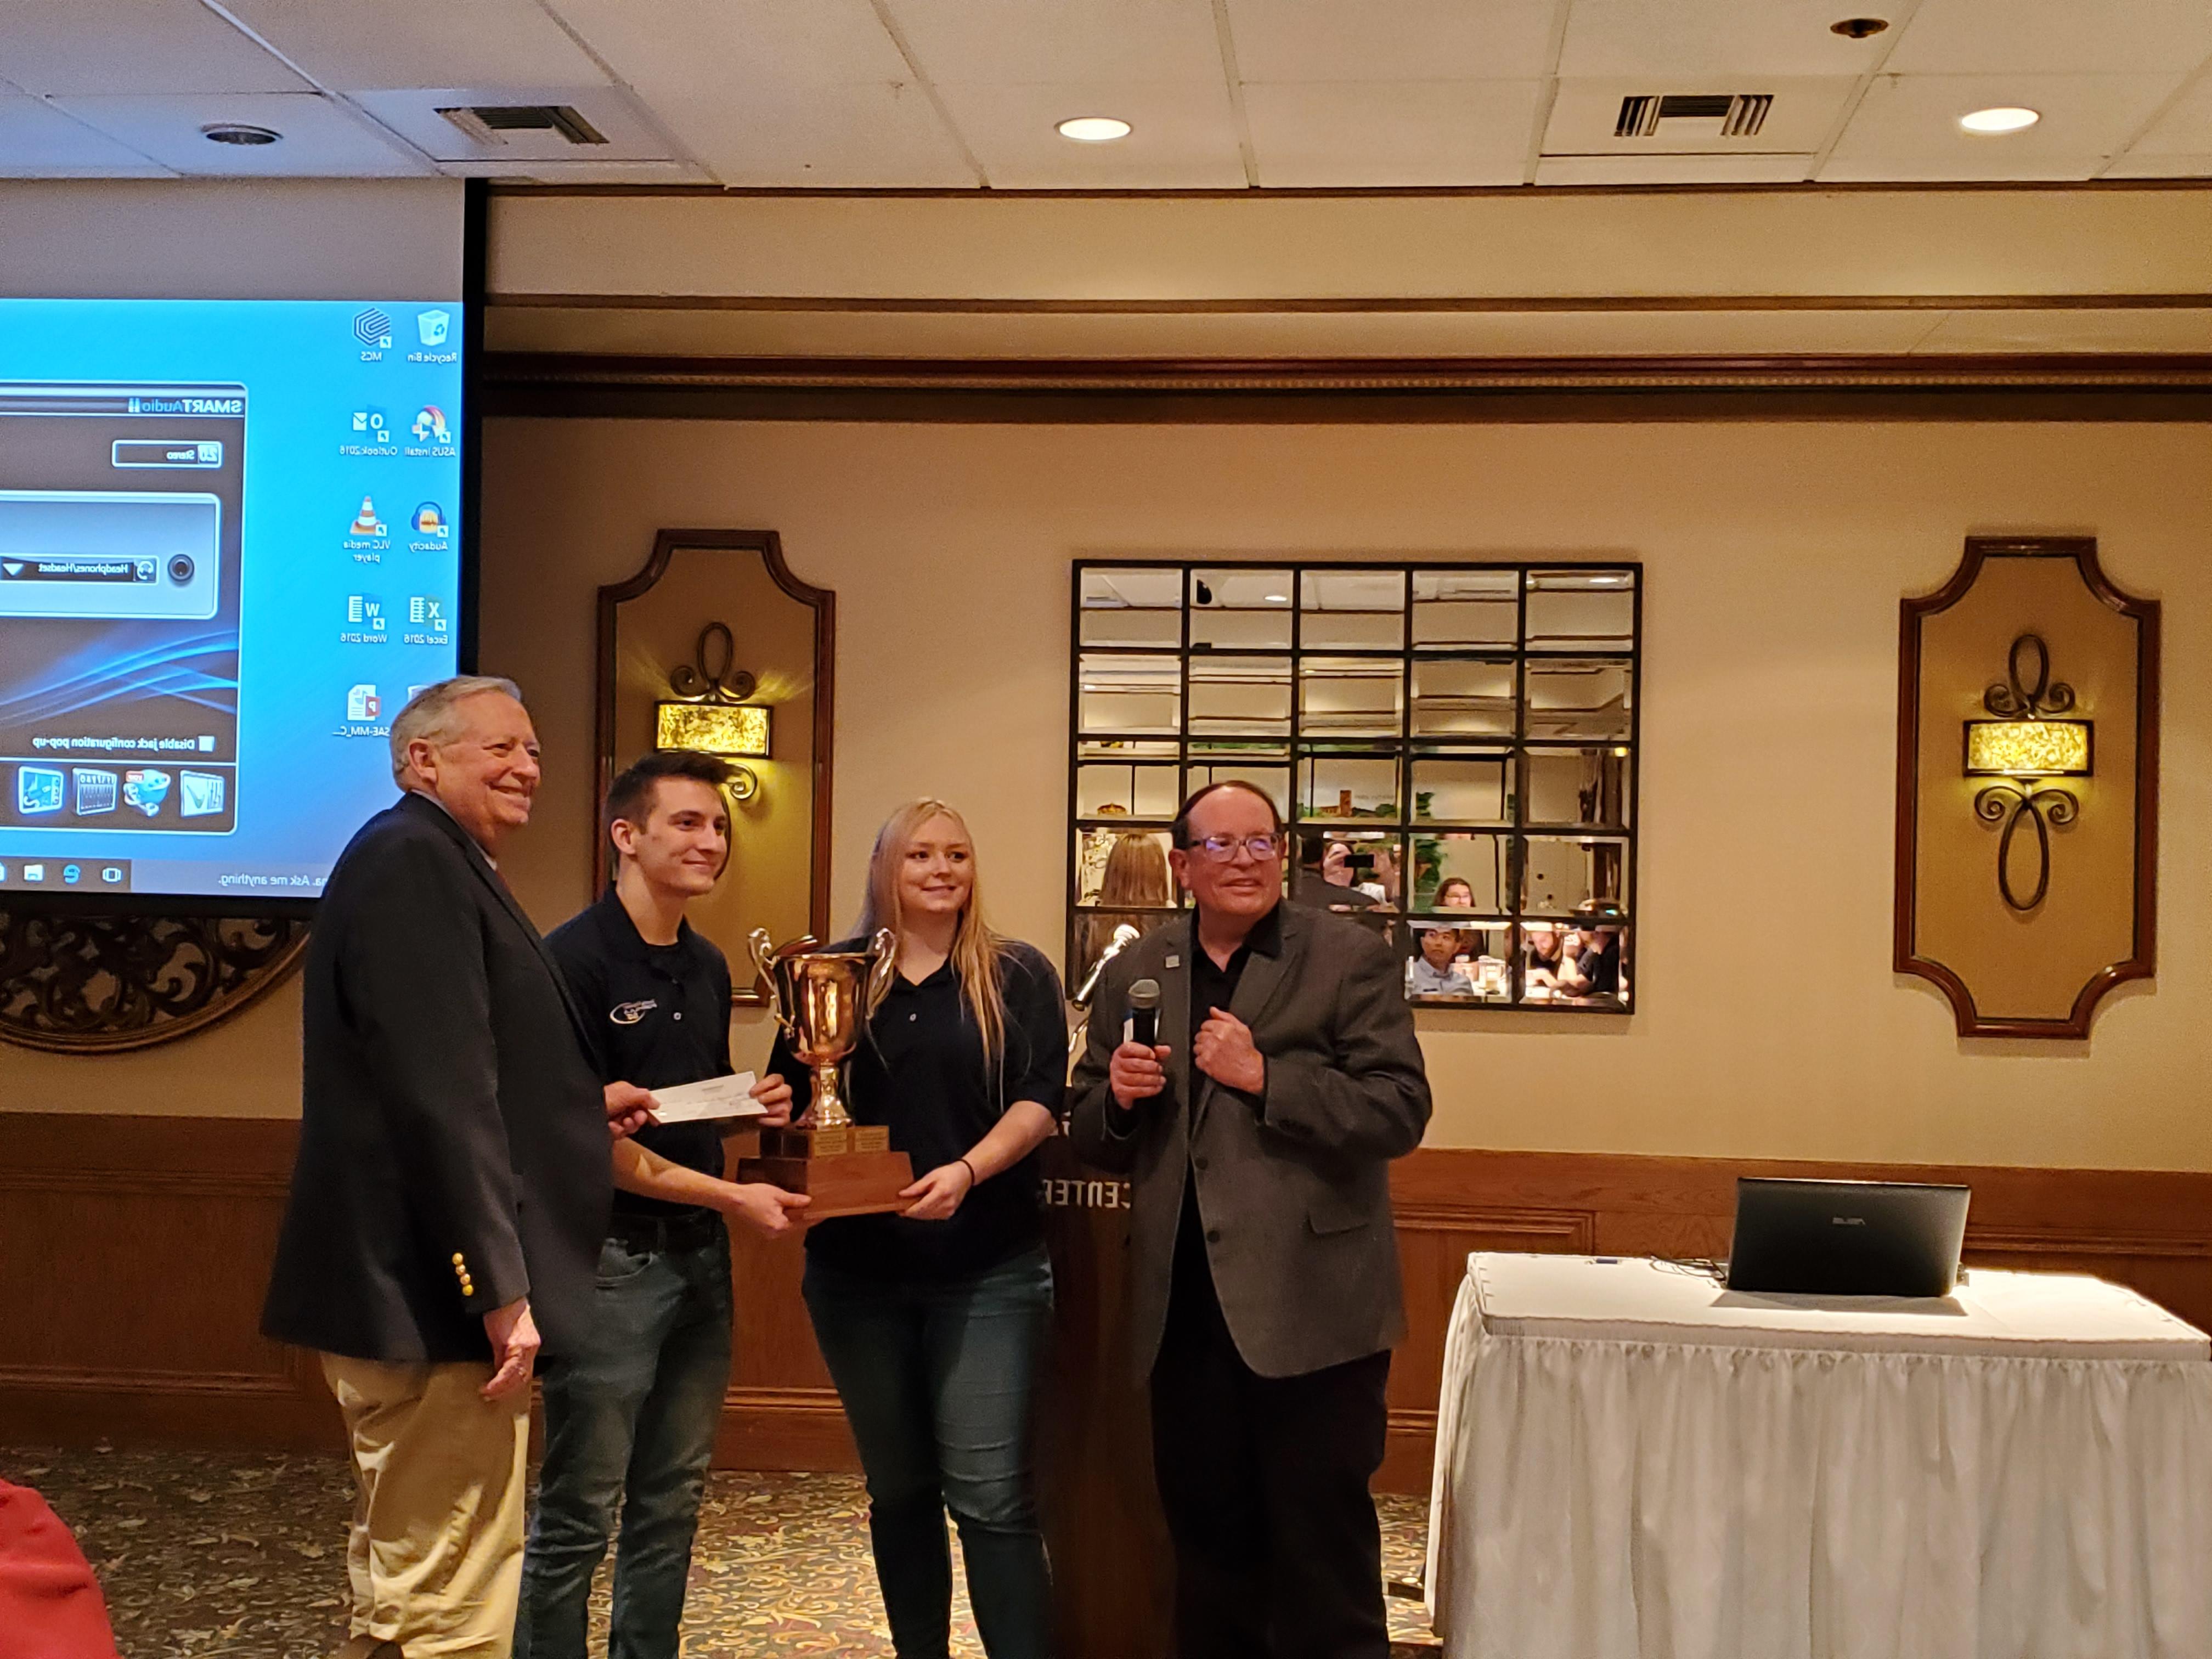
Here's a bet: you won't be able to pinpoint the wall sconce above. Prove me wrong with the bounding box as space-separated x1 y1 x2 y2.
656 620 771 800
1964 633 2091 912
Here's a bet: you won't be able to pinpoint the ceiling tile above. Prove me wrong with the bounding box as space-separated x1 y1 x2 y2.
50 92 432 175
1533 152 1814 184
1224 0 1557 83
1558 0 1921 78
439 156 713 183
545 0 974 184
0 0 306 95
0 92 173 174
349 85 674 163
1544 76 1860 155
932 78 1245 187
1244 81 1543 187
2121 71 2212 155
1820 72 2184 180
1882 0 2212 75
884 0 1223 84
222 0 611 92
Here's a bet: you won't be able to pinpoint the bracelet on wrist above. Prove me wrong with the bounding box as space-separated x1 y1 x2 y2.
957 1156 979 1189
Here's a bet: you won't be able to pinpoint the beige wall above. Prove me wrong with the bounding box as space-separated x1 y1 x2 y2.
7 416 2207 1170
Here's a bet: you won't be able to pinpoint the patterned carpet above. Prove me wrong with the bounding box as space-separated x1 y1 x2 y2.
3 1443 1437 1657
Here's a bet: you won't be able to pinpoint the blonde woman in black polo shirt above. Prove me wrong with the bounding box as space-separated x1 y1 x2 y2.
770 798 1065 1659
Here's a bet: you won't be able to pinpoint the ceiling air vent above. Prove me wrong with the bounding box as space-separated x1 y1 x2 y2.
436 104 609 146
1614 93 1773 140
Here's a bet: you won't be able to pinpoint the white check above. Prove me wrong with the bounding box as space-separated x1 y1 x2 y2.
645 1072 764 1124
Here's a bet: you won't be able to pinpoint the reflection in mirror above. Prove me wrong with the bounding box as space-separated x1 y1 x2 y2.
1188 655 1291 737
1076 761 1180 820
1183 763 1290 817
1297 753 1398 820
1066 560 1640 1015
1079 653 1181 735
1419 832 1509 912
1300 657 1403 737
1080 567 1182 647
1525 568 1635 651
1525 658 1632 740
1293 828 1403 911
1408 918 1513 1002
1520 917 1629 1009
1190 568 1294 650
1413 569 1517 649
1521 835 1630 916
1300 569 1407 650
1413 754 1512 825
1073 826 1180 996
1524 747 1632 829
1412 658 1516 737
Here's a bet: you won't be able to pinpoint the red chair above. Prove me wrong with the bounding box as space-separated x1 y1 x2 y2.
0 1479 121 1659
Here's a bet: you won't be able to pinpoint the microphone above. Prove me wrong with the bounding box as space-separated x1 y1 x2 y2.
1072 922 1141 1007
1128 978 1161 1050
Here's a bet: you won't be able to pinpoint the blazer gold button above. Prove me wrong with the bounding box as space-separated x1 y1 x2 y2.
452 1252 465 1265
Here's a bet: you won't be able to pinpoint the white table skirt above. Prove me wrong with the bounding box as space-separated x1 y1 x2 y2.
1426 1255 2212 1659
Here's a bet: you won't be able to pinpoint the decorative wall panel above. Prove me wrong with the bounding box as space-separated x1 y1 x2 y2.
1895 537 2159 1037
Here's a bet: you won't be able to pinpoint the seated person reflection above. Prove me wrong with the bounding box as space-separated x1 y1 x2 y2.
1557 904 1624 998
1408 925 1475 997
1522 922 1567 990
1082 830 1173 973
1434 877 1476 911
1296 837 1380 911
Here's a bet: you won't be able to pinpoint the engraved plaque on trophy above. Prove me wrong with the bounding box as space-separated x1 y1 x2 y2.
737 928 916 1219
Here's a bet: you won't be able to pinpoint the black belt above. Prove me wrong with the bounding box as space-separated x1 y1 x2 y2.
607 1209 725 1254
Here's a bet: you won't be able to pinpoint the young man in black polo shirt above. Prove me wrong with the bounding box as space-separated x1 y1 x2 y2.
517 751 808 1659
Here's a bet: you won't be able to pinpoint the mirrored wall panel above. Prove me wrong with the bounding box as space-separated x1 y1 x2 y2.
1069 561 1641 1012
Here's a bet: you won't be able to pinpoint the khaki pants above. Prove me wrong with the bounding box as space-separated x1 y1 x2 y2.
320 1353 532 1659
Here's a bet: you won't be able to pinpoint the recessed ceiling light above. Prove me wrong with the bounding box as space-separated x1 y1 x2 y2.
201 121 281 146
1830 16 1889 37
1057 116 1132 143
1959 106 2039 134
1265 592 1290 603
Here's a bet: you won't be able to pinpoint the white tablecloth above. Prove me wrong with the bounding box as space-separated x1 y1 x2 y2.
1426 1254 2212 1659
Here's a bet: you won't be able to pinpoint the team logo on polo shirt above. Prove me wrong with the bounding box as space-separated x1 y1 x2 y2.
610 998 658 1025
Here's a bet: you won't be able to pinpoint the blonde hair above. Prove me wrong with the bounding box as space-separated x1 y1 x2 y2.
855 799 1010 1066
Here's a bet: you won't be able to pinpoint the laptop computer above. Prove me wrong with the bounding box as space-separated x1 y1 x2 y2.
1725 1177 1971 1297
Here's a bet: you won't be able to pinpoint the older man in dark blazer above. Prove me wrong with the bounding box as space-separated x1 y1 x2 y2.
263 676 624 1659
1070 780 1432 1659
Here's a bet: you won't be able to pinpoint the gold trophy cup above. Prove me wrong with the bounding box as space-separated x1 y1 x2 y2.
736 929 915 1219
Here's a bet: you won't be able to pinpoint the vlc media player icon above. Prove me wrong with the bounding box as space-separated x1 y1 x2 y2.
351 496 387 537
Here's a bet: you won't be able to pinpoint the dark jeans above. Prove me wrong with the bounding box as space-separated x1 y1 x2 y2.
518 1226 732 1659
802 1245 1055 1659
1150 1250 1392 1659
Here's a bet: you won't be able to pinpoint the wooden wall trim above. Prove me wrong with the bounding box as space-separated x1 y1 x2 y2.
7 1115 2209 1499
486 349 2212 393
481 352 2212 424
490 292 2212 314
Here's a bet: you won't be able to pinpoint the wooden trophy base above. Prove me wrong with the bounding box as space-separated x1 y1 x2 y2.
738 1125 915 1220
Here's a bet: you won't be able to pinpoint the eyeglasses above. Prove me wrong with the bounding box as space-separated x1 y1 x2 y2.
1189 833 1281 862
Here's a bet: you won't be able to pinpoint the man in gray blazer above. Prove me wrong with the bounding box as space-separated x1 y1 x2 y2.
1070 781 1432 1659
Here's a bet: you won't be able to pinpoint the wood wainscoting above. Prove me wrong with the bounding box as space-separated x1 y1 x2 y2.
6 1114 2212 1499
